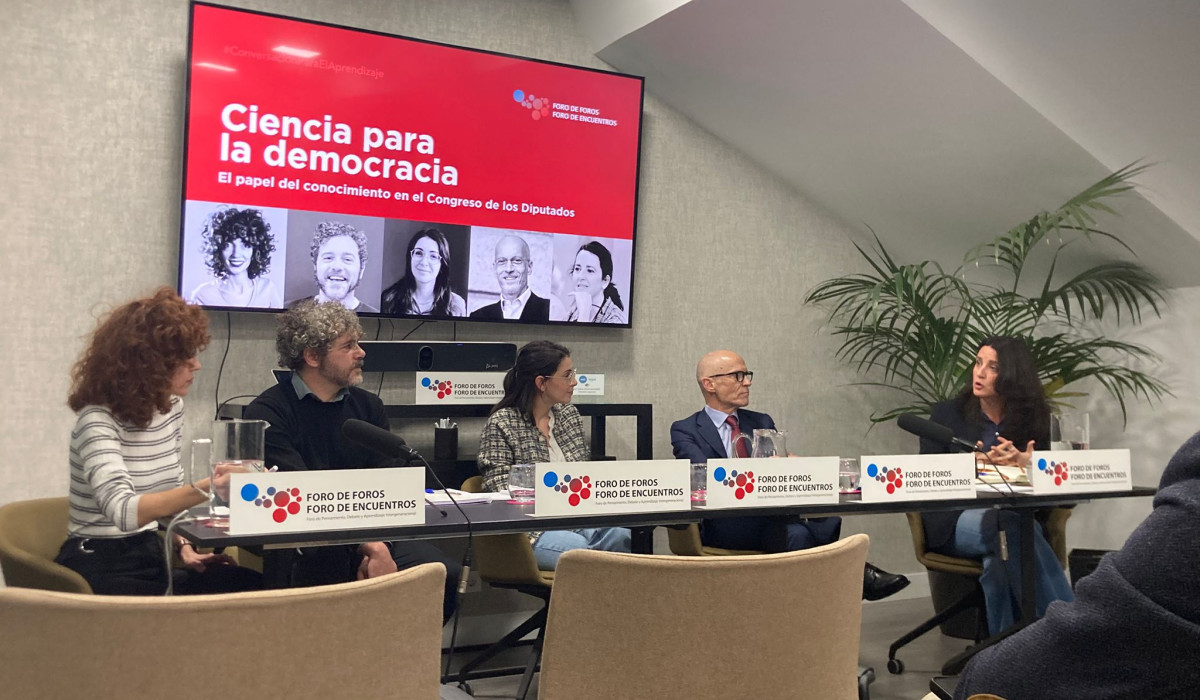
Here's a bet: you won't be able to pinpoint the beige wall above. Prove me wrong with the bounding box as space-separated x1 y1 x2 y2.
3 0 995 576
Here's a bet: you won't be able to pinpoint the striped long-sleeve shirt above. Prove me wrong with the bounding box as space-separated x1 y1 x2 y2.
67 399 186 537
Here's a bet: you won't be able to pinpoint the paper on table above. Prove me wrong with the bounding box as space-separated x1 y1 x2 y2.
424 489 492 505
975 483 1034 494
976 464 1030 486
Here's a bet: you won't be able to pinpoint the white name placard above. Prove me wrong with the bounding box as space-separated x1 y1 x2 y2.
533 460 690 517
228 468 425 535
1029 449 1132 495
704 457 839 509
415 372 506 404
859 454 977 503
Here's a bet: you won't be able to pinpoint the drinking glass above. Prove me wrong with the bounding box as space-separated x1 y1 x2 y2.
1050 413 1090 450
208 419 269 525
508 464 536 504
188 439 212 513
838 457 861 493
690 462 707 506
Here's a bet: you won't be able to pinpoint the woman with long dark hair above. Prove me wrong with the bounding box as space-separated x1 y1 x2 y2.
921 336 1072 634
380 228 466 317
56 287 260 595
564 241 626 324
477 340 630 568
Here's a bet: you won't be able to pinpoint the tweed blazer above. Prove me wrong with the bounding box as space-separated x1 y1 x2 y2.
478 403 590 493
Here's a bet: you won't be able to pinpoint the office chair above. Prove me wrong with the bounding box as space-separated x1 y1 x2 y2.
0 565 445 699
538 534 870 700
455 475 551 700
0 497 91 593
888 510 1072 674
665 522 764 556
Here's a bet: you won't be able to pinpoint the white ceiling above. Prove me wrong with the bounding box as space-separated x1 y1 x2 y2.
569 0 1200 287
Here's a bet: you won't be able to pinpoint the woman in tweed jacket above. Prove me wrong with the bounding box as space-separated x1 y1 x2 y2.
477 340 630 569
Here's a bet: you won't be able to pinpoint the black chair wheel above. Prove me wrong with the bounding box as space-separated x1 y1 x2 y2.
887 658 904 675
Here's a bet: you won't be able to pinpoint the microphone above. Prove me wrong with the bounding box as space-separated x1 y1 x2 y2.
897 414 1018 497
341 419 420 460
897 414 983 453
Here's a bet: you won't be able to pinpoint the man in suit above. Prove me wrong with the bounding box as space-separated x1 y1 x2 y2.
671 349 910 601
469 234 550 321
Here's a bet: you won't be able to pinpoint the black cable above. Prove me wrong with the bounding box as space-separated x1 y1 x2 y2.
975 441 1019 499
214 394 265 420
212 312 232 418
376 320 396 396
409 450 474 680
400 321 425 341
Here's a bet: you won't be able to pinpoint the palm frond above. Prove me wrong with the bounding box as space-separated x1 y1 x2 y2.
805 164 1168 429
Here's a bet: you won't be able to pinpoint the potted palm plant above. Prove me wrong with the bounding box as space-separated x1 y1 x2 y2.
804 163 1169 424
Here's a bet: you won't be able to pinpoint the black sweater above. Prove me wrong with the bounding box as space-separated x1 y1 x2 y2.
244 374 405 473
955 430 1200 699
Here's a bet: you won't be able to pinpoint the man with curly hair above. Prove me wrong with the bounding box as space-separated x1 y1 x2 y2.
287 221 378 312
244 301 459 618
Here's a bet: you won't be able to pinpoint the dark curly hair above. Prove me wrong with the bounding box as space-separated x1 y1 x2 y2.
309 221 368 267
200 207 276 280
954 335 1050 449
68 287 210 428
381 228 454 316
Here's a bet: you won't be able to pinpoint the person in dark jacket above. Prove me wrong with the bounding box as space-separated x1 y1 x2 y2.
955 429 1200 699
921 336 1072 635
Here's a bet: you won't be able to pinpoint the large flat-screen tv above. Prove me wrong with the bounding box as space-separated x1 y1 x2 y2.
179 2 644 328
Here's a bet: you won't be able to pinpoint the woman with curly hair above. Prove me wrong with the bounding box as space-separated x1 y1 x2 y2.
188 206 283 308
921 336 1072 634
56 287 260 595
380 228 466 317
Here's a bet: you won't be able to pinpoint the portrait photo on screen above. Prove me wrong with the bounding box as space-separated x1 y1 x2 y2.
465 227 554 322
379 220 470 318
549 234 632 325
179 201 288 310
283 210 384 313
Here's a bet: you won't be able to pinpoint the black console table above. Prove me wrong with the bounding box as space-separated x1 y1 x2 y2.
380 403 653 461
219 401 653 464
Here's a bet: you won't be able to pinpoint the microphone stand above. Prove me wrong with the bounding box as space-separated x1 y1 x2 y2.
405 448 475 681
941 442 1033 676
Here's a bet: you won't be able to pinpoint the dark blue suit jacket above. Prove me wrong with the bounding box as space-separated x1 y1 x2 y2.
670 408 840 551
670 408 776 462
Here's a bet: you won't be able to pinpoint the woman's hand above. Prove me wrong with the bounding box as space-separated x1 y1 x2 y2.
211 461 259 502
983 437 1035 469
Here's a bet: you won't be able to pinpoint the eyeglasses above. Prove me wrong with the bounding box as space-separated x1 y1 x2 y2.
411 249 441 264
543 368 577 381
495 257 527 268
707 370 753 384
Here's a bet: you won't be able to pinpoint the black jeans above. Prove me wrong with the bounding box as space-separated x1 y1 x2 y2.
55 531 261 595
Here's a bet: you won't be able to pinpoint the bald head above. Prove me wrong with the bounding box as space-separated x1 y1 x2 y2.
494 235 533 300
696 350 752 412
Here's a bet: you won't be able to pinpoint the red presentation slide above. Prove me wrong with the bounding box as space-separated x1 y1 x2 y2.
179 3 644 326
